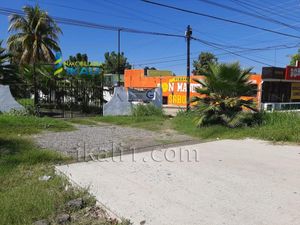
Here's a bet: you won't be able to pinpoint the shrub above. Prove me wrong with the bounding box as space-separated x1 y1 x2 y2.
192 62 259 128
17 98 36 115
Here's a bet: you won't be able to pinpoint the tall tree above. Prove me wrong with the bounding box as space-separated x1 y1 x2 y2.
7 5 62 105
103 51 131 74
193 52 218 75
290 49 300 66
7 5 62 65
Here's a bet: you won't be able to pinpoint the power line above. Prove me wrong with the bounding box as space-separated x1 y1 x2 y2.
132 41 300 65
197 0 300 32
192 37 274 66
141 0 300 39
101 0 184 32
132 46 286 67
235 0 300 20
30 0 183 33
0 7 185 38
231 0 300 23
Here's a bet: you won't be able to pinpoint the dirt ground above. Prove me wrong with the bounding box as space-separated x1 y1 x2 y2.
34 123 197 159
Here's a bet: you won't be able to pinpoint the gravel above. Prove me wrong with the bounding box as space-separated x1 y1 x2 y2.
34 123 196 159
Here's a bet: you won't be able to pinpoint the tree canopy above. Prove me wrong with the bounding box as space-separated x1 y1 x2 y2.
0 40 16 84
68 53 88 62
7 5 62 65
193 52 218 75
103 51 131 74
290 49 300 66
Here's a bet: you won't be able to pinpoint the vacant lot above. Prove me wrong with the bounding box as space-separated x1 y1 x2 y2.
34 122 197 159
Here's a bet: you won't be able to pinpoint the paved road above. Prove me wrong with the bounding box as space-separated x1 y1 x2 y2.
56 139 300 225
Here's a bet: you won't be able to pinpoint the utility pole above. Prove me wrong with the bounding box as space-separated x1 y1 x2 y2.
186 25 192 111
117 29 121 86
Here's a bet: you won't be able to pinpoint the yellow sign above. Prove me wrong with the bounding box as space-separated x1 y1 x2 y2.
168 95 187 105
291 83 300 100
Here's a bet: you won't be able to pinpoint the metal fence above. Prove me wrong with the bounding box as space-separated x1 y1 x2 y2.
8 77 104 118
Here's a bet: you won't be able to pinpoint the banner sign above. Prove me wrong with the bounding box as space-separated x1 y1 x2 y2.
54 52 102 76
285 66 300 80
262 67 285 79
291 82 300 100
128 88 156 102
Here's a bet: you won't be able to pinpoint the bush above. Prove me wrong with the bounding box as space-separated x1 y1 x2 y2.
17 98 36 115
18 98 34 107
192 62 258 128
132 103 164 117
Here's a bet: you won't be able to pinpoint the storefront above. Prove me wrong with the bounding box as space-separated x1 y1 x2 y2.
261 65 300 111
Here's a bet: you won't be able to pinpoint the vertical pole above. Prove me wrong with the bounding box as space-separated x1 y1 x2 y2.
186 25 192 111
118 29 121 86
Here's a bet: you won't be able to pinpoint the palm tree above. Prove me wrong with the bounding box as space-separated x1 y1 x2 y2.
7 5 62 104
0 41 15 83
7 5 62 65
192 62 259 128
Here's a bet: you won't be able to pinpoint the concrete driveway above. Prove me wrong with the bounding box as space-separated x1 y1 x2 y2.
56 139 300 225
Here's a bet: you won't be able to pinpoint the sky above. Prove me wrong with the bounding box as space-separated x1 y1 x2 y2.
1 0 300 75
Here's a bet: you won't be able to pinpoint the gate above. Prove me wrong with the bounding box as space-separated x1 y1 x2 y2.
36 76 104 117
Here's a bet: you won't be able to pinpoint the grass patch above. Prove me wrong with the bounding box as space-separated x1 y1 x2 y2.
0 114 74 135
92 115 166 131
0 115 99 225
0 134 92 224
0 164 94 225
172 111 300 143
17 98 34 107
81 111 300 143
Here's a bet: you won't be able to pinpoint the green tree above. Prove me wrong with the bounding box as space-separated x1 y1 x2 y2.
290 49 300 66
103 51 131 74
192 62 259 128
144 66 157 70
68 53 88 62
7 5 62 65
0 41 15 83
193 52 218 75
7 5 62 104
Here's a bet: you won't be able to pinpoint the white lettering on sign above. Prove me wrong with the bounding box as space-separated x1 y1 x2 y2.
190 83 202 92
177 83 187 92
169 83 174 92
164 82 202 93
291 68 300 78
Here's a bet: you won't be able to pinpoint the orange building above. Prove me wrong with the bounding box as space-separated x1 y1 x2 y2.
124 69 262 107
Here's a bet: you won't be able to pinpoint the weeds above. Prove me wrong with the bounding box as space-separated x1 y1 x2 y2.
132 103 164 117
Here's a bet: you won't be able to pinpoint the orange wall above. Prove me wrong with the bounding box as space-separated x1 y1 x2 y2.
124 69 262 106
